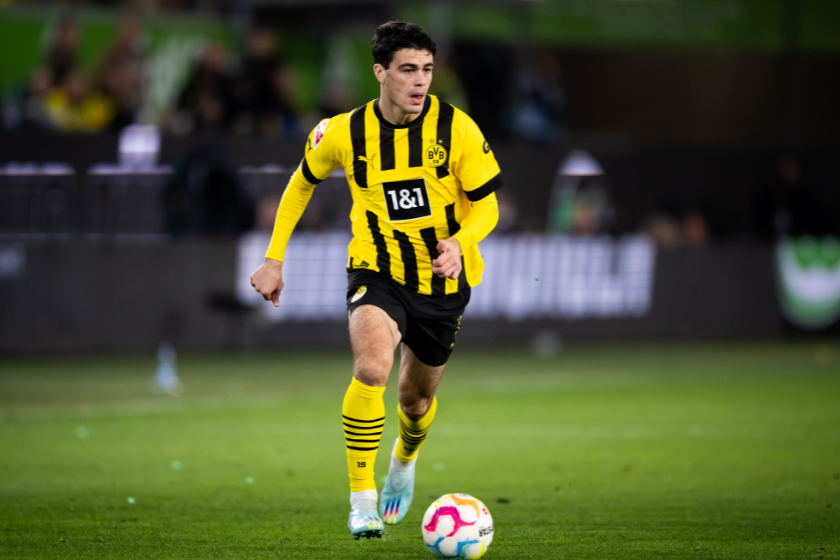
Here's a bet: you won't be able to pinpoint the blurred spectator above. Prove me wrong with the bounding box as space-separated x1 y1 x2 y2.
428 54 469 113
45 70 115 133
171 43 232 134
45 17 80 87
455 42 513 138
509 50 565 143
548 175 614 235
644 214 681 249
495 190 519 234
319 34 359 119
229 29 296 137
754 156 833 239
95 15 147 129
682 210 710 247
3 69 56 131
255 195 281 232
643 209 710 249
24 69 55 129
164 139 255 237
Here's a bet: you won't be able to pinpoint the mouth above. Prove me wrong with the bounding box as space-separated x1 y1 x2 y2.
409 92 425 104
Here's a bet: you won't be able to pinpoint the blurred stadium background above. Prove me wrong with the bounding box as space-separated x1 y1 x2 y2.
1 0 839 558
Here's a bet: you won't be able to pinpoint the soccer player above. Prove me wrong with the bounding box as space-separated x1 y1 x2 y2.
250 21 502 540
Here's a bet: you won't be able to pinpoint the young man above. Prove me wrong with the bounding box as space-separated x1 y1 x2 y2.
250 21 502 539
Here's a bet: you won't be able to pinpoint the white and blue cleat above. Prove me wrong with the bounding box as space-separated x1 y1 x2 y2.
348 507 383 540
379 439 415 525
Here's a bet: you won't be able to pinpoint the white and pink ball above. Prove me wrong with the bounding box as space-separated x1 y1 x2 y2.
422 493 494 559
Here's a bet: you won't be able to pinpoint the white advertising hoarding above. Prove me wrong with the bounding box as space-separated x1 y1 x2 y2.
237 233 656 322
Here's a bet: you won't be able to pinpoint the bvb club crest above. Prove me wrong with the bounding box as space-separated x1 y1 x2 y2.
426 144 447 167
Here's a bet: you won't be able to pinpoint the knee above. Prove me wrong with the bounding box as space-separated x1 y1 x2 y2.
399 398 431 421
354 356 390 387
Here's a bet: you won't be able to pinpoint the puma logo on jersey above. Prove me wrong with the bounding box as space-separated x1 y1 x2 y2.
358 154 377 169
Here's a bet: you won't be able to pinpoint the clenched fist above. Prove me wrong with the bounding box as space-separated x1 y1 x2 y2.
250 258 284 307
432 238 462 280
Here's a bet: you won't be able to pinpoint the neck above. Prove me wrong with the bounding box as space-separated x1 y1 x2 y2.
378 90 420 126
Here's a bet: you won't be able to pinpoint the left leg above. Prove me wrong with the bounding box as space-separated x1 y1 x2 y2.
379 285 469 524
380 344 446 524
396 343 445 456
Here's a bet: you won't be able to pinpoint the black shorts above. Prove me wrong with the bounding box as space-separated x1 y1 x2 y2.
346 270 470 368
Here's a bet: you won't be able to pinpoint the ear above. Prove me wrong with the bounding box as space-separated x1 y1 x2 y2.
373 63 386 85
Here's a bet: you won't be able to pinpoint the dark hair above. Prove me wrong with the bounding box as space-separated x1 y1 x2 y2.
372 21 436 69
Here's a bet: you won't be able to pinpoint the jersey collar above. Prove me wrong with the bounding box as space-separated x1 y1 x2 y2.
373 95 432 130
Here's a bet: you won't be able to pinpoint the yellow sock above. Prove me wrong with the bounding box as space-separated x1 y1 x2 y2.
395 397 437 463
343 377 386 492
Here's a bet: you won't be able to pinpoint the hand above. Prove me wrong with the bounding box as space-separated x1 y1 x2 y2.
250 258 284 307
432 238 462 280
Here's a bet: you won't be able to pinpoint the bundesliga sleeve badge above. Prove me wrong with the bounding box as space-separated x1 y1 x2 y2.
312 119 329 150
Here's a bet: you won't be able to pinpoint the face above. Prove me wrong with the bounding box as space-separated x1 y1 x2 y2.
375 48 433 115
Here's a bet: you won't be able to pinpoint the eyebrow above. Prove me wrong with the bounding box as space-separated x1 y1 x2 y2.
398 63 434 70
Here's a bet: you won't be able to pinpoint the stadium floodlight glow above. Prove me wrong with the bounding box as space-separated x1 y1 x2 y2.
559 149 604 176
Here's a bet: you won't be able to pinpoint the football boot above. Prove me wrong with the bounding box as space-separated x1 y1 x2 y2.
347 506 384 540
379 439 415 525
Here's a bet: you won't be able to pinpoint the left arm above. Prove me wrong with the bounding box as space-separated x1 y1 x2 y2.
433 193 499 279
433 113 503 280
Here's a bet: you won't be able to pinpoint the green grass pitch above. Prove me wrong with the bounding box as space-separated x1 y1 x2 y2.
1 341 839 559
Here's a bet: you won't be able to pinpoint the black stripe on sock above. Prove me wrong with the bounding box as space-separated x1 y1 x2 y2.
350 105 368 188
343 415 385 423
344 430 383 437
400 428 428 437
420 227 446 295
343 422 385 430
366 211 391 276
380 124 395 171
347 445 379 451
408 125 423 168
400 429 428 439
345 438 382 443
394 230 419 292
435 100 454 179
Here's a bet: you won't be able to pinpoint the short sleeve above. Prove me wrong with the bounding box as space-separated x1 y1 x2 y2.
300 118 341 184
455 117 503 202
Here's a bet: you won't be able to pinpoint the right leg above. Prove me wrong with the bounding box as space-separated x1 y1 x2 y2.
344 304 400 538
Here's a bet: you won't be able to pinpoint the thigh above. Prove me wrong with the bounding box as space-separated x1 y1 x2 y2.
401 290 470 368
397 343 446 418
349 304 402 387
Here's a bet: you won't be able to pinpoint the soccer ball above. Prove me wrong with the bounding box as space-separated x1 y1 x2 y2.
421 493 494 559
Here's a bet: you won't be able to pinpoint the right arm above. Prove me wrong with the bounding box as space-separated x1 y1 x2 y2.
251 119 338 306
250 168 315 306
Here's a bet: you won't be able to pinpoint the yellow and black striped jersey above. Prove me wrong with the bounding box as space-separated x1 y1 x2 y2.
272 95 502 295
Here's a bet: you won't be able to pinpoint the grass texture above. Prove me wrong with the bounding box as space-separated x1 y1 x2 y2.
1 341 839 559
